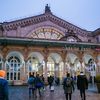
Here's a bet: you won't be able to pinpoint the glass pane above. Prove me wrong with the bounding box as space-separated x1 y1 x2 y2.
14 64 17 71
10 73 13 80
14 73 16 80
15 56 20 63
18 72 20 80
6 65 9 71
7 72 9 80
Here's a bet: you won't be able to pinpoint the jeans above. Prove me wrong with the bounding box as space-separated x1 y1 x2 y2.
80 90 86 100
65 93 72 100
29 88 35 98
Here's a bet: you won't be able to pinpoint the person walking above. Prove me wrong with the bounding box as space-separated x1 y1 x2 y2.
0 70 9 100
28 73 36 99
63 73 74 100
48 75 54 90
35 74 44 97
77 72 88 100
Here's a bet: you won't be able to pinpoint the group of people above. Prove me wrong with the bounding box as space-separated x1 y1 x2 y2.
27 73 45 98
63 72 88 100
0 69 88 100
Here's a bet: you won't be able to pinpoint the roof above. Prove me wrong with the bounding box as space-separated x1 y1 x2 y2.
1 5 90 36
0 37 99 50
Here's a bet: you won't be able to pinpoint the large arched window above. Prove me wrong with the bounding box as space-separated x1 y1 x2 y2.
26 26 64 40
6 56 22 81
27 57 39 78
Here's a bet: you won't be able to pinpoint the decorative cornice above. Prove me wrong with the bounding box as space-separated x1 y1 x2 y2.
2 14 47 31
2 12 91 36
92 28 100 36
3 12 91 36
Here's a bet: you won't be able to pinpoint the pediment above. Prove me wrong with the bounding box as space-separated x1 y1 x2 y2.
3 12 88 37
24 24 65 40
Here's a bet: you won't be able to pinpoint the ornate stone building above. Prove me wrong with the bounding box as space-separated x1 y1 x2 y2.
0 5 100 85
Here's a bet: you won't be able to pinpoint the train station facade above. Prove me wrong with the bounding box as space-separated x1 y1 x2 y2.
0 5 100 85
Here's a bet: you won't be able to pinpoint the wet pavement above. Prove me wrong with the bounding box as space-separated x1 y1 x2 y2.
9 85 100 100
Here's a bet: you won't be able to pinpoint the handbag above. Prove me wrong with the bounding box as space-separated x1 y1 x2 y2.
50 86 54 91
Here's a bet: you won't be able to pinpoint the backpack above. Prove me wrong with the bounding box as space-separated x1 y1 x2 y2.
65 78 71 87
28 77 35 85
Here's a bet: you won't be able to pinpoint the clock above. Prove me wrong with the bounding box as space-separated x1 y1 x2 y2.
67 36 77 42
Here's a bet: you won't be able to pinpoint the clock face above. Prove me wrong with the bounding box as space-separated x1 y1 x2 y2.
27 27 64 40
67 36 77 42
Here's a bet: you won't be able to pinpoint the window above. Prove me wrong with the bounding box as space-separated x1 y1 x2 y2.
96 37 99 42
6 56 21 81
27 57 39 78
67 36 77 42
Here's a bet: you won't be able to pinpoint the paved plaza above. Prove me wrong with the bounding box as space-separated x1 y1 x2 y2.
9 85 100 100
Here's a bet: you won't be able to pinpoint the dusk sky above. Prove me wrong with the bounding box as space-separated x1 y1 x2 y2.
0 0 100 31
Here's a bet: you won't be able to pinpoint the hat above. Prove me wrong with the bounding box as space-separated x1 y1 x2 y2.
0 70 6 77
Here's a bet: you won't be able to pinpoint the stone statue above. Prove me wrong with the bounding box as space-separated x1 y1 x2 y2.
45 4 51 13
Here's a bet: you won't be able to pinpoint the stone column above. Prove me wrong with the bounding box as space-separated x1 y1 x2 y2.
23 48 28 83
44 58 48 84
20 62 26 84
42 48 49 84
2 47 8 71
96 60 100 75
78 51 84 72
80 60 83 72
70 63 74 76
2 58 6 70
54 63 59 77
61 50 67 78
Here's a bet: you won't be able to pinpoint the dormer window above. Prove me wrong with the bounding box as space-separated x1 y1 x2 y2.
96 37 99 42
88 39 91 42
67 36 77 42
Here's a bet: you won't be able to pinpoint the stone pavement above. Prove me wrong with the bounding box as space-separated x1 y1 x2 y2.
9 85 100 100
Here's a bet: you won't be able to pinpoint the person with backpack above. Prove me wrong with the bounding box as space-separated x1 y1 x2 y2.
27 73 36 98
0 70 9 100
63 73 74 100
77 72 88 100
48 75 54 90
35 74 44 97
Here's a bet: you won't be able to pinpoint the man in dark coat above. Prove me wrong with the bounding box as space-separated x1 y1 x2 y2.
48 75 54 89
77 72 88 100
0 70 9 100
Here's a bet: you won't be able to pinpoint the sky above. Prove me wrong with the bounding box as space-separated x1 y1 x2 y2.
0 0 100 31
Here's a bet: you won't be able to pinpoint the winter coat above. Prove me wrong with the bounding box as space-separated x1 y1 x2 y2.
0 78 9 100
63 77 74 93
35 76 44 88
48 76 54 85
28 77 36 89
77 75 88 90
